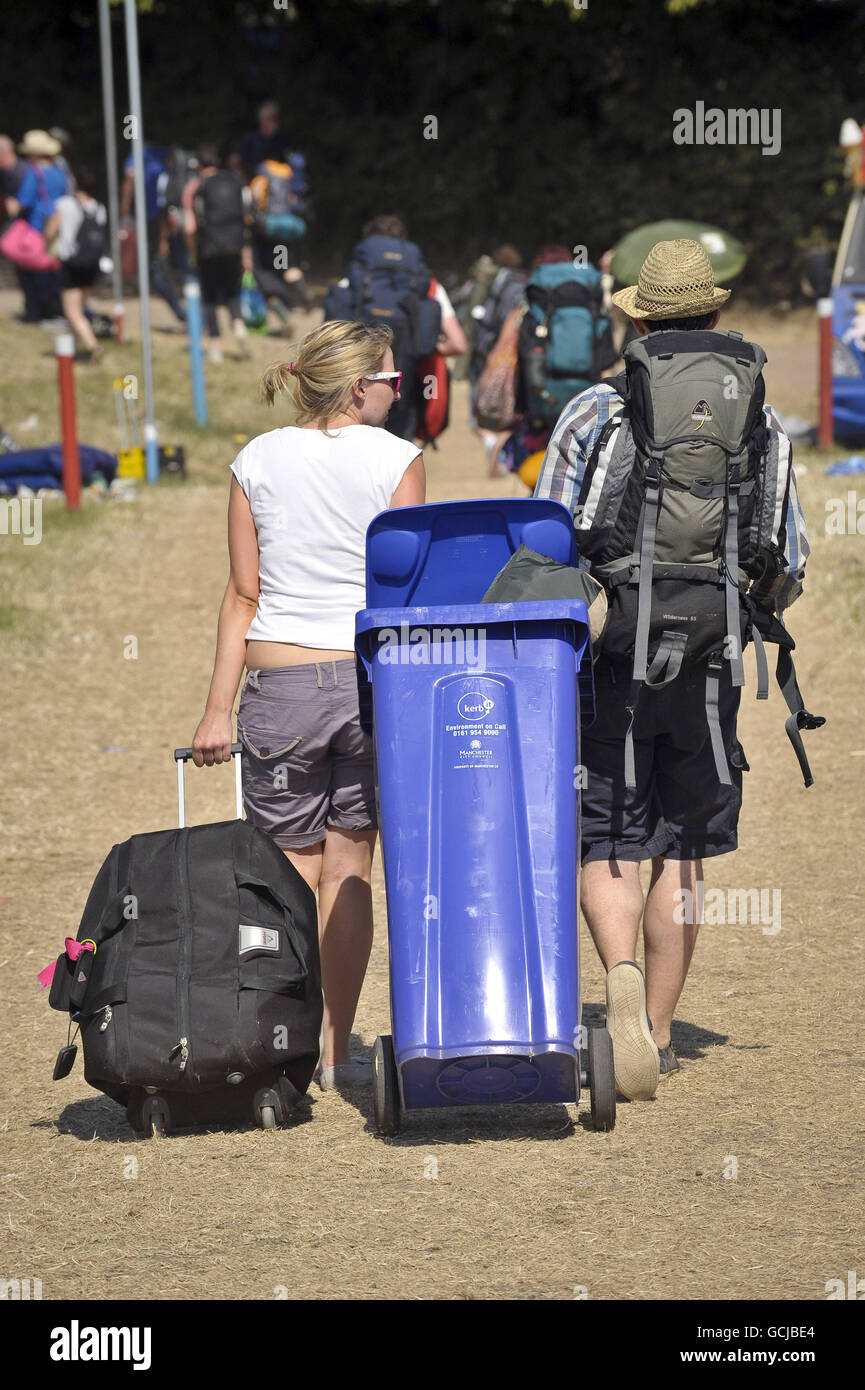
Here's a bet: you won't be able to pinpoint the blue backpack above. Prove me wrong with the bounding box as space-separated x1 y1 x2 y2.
519 262 615 428
128 145 166 223
253 157 308 242
323 235 442 359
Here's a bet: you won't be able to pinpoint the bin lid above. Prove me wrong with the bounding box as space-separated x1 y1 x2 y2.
365 498 577 608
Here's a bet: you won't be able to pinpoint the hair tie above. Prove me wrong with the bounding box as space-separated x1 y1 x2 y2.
288 362 295 374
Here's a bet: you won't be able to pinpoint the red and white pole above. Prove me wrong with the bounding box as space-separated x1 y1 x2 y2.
817 297 834 451
55 333 81 510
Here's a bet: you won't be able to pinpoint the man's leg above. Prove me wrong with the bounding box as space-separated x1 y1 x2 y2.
581 858 660 1100
643 856 702 1051
148 218 186 322
580 858 643 968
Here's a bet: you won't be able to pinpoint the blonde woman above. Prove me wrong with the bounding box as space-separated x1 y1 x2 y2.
192 320 426 1089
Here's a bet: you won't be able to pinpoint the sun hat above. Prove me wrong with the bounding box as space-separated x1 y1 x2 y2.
18 129 62 159
611 238 731 321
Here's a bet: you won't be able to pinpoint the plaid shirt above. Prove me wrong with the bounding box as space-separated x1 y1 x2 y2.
533 381 809 612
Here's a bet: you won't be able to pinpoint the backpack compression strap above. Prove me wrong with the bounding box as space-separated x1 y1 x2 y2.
631 448 664 685
750 624 770 700
701 613 770 790
624 447 667 788
723 453 748 689
705 656 733 786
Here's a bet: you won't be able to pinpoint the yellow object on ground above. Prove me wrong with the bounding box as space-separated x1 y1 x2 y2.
116 447 146 480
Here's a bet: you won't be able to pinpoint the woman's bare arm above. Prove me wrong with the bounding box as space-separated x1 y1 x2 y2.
390 453 426 509
437 312 468 357
192 477 260 765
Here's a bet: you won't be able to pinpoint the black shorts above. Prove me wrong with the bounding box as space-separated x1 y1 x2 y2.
580 656 748 865
59 264 97 291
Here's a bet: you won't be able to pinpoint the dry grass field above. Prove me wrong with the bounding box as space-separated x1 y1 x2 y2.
0 286 862 1300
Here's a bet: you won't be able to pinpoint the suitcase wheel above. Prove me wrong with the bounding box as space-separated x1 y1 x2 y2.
141 1095 170 1138
254 1087 283 1129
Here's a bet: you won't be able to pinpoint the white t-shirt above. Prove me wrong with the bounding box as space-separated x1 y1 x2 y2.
53 195 107 262
230 424 420 650
433 281 456 318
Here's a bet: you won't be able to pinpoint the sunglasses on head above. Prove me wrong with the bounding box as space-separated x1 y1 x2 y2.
363 371 402 394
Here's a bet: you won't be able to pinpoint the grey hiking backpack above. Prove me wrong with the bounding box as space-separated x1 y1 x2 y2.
575 328 823 788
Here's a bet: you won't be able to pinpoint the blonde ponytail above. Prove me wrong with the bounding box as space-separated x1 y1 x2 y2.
259 360 296 407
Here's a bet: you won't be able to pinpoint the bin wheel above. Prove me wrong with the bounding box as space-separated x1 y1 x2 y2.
259 1105 277 1130
588 1027 616 1132
373 1035 400 1136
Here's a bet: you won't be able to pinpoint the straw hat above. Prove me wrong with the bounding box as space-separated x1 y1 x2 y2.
18 129 61 159
612 238 731 321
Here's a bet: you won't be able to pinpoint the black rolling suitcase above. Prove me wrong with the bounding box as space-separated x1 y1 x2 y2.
47 743 322 1135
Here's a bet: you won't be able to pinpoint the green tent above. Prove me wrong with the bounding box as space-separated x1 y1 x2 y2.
611 220 747 287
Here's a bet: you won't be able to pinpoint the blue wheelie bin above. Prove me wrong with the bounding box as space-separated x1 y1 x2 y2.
355 498 615 1134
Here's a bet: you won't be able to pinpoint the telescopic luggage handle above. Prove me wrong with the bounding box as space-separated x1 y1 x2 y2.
173 742 243 827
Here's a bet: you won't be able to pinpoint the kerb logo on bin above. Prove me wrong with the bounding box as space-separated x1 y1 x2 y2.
457 694 495 721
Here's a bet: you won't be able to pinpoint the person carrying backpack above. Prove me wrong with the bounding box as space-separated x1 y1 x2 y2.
44 164 108 362
324 215 465 442
119 142 187 325
519 243 617 434
469 245 528 383
183 145 251 363
467 244 529 470
156 146 196 291
248 153 311 324
534 239 822 1102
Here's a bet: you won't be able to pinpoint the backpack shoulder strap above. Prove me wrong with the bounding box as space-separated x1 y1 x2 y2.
604 368 628 401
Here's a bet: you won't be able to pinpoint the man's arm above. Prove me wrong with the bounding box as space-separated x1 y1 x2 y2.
533 383 622 515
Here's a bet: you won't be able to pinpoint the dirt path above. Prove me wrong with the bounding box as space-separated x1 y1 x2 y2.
1 305 862 1301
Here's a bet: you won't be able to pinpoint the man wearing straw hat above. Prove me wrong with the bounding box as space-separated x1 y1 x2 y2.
535 239 809 1102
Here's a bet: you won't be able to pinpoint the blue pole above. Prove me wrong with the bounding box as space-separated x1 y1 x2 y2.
185 278 209 428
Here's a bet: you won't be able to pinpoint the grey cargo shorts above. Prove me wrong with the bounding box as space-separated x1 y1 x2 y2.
236 660 377 850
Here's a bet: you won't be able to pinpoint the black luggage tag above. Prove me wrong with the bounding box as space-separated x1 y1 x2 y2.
53 1023 80 1080
52 1045 77 1080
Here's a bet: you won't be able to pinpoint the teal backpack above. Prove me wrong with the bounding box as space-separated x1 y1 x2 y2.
519 262 614 428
